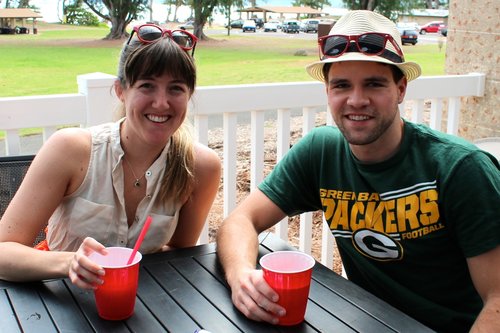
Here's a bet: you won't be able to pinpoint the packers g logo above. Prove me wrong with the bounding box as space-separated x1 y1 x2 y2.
352 229 403 261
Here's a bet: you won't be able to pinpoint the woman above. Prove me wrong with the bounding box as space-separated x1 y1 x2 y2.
0 24 221 289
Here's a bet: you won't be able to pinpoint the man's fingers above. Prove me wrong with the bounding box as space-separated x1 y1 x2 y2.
237 292 279 324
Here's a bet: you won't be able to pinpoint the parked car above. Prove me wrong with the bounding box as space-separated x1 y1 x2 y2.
242 20 256 33
440 26 448 37
301 19 319 33
225 19 244 29
0 27 16 34
396 22 419 32
298 20 307 31
397 27 418 45
263 20 279 32
251 18 264 29
178 20 194 30
282 20 300 34
419 21 445 34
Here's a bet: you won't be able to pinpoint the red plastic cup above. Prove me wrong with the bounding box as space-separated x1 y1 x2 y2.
260 251 315 326
89 247 142 320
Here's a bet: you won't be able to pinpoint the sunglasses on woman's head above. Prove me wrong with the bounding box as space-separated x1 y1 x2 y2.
318 32 404 63
127 24 198 55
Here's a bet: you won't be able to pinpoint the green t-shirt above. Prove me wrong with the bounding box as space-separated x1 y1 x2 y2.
259 121 500 333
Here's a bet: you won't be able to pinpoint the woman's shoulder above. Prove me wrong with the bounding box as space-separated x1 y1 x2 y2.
30 128 92 195
43 127 91 156
193 142 221 170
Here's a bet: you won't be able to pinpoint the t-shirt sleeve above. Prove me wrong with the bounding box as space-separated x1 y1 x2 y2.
441 151 500 257
258 128 327 216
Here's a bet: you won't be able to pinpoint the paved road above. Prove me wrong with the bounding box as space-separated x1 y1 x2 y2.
208 27 445 45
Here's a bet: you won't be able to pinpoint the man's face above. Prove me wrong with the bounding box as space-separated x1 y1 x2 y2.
326 61 407 154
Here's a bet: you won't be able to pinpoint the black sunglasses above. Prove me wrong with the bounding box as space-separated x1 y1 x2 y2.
318 33 404 63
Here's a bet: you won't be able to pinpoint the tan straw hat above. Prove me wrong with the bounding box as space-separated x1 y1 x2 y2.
306 10 421 82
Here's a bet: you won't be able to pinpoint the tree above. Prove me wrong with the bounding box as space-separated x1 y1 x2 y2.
161 0 250 40
341 0 419 20
17 0 30 7
292 0 331 10
191 0 218 40
83 0 149 40
2 0 29 7
423 0 449 9
218 0 244 36
163 0 185 22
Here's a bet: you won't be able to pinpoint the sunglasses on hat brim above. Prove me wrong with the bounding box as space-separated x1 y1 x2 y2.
318 32 404 63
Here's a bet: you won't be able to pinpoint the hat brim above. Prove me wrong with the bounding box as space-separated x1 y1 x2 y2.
306 53 422 82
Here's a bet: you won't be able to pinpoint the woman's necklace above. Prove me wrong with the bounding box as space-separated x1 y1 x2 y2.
124 157 145 188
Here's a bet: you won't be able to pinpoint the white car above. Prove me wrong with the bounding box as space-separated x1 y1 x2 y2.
396 22 420 32
263 20 279 32
242 20 256 32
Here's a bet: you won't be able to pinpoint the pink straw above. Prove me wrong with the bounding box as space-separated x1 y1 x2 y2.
127 215 152 265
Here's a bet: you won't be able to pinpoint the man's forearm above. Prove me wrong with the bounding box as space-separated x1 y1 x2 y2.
216 214 260 285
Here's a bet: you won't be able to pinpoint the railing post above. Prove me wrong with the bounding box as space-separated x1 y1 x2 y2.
429 98 443 131
5 130 20 156
321 218 334 269
251 110 265 190
194 114 210 244
411 99 425 125
276 108 291 162
77 72 118 127
447 97 461 135
275 108 291 241
223 113 237 217
299 108 317 254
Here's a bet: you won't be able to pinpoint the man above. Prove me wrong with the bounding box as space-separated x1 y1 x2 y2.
216 10 500 333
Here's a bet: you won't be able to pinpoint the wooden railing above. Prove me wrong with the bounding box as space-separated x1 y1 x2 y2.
0 72 486 270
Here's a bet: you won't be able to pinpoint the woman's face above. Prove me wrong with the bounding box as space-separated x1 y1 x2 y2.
116 73 190 148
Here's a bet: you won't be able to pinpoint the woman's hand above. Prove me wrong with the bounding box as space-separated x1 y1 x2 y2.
68 237 107 289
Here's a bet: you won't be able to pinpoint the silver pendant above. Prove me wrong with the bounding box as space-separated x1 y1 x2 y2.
134 180 141 187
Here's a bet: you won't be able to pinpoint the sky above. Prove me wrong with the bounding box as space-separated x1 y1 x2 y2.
29 0 345 24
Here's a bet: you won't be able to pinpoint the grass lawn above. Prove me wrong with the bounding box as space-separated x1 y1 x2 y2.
0 22 446 97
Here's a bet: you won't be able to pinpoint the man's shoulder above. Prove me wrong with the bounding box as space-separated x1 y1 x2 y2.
406 121 475 150
406 121 498 167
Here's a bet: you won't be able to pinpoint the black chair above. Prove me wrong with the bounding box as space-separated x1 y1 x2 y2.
0 155 45 245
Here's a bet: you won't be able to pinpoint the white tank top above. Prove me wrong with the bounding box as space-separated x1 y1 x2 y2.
47 119 179 253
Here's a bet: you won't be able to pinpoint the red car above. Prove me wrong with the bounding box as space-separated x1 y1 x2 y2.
419 21 445 34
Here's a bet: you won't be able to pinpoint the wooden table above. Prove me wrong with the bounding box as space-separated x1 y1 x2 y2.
0 233 434 332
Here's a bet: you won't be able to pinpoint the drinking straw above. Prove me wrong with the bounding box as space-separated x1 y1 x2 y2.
127 215 152 265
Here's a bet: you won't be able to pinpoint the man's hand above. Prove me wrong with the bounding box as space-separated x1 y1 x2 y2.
228 268 285 324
